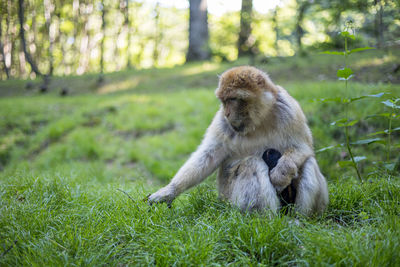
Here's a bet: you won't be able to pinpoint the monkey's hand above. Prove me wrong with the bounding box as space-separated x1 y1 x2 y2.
147 184 176 206
270 158 298 193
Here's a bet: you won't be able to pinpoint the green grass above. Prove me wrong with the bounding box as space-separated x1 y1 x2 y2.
1 50 400 265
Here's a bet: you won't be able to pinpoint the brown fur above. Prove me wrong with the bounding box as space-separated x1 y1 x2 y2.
217 66 278 100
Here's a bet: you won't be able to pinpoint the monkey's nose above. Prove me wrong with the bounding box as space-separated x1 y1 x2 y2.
231 123 245 132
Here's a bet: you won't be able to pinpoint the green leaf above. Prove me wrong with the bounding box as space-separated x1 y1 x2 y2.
319 97 344 103
368 127 400 136
337 68 354 80
384 163 396 171
349 93 386 103
338 160 354 168
316 144 343 153
365 113 391 119
331 118 347 126
346 119 359 127
368 93 386 98
331 118 358 127
320 51 345 56
368 130 386 136
353 156 367 163
340 31 355 40
348 47 375 55
382 100 400 109
351 138 385 145
338 156 366 168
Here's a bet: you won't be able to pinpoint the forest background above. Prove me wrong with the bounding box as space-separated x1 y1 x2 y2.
1 0 399 80
1 0 400 265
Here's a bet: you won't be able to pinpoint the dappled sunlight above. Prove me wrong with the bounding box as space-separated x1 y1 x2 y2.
97 77 142 94
354 54 396 68
181 62 220 76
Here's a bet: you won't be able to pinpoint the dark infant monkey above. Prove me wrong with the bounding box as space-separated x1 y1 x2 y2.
262 149 296 207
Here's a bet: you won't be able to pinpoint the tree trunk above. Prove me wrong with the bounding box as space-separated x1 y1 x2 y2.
18 0 42 76
77 2 91 75
374 0 384 48
5 0 13 77
71 0 79 74
98 0 106 83
0 13 11 79
153 2 160 67
272 6 279 56
295 1 309 56
43 0 55 75
238 0 254 57
186 0 210 62
114 4 123 71
122 0 132 69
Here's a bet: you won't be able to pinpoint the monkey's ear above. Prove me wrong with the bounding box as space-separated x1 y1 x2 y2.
255 73 266 87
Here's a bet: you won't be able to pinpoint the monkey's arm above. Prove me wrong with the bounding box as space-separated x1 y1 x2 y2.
270 145 313 192
148 116 228 205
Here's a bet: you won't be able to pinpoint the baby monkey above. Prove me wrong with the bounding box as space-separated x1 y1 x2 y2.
148 66 328 215
263 149 296 207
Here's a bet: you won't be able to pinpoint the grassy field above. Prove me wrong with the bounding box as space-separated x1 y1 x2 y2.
1 50 400 265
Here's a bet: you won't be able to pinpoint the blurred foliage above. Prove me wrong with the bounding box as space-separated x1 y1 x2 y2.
0 0 399 79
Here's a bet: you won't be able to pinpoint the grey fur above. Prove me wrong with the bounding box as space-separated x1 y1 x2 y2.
219 156 279 212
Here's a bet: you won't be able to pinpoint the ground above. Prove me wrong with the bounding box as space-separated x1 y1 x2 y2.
0 49 399 265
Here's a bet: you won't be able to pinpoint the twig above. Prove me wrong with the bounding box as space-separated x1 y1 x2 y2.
1 240 17 258
117 188 136 204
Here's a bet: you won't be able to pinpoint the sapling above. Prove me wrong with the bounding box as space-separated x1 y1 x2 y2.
320 22 378 181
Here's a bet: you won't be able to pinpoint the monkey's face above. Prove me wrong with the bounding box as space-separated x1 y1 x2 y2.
221 96 251 134
216 66 277 135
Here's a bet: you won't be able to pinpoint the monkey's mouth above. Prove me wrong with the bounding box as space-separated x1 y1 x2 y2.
231 123 246 133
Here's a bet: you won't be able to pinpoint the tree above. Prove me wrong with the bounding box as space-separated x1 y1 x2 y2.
121 0 132 68
272 5 280 56
0 8 11 79
98 0 106 83
153 2 160 67
76 1 92 75
295 0 311 56
374 0 384 48
18 0 42 77
43 0 55 75
238 0 254 57
186 0 210 62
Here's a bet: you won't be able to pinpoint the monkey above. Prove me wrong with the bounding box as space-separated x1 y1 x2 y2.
147 66 328 215
262 149 281 171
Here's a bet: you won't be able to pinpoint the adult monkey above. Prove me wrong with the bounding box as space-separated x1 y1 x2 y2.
147 66 328 215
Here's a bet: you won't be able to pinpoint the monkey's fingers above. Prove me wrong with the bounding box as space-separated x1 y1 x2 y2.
143 193 151 202
146 193 168 205
146 195 173 209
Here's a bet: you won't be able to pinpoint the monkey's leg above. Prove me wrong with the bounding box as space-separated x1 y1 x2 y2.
295 157 329 215
226 156 280 213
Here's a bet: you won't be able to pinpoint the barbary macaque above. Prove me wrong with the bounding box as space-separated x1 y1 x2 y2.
148 66 328 215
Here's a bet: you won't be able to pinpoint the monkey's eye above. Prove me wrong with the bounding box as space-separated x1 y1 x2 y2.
226 98 237 103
